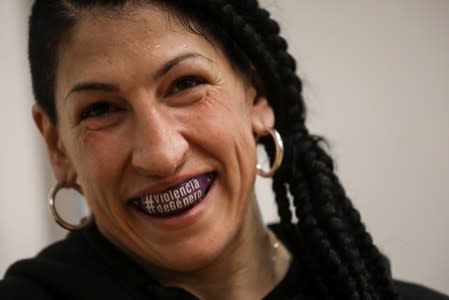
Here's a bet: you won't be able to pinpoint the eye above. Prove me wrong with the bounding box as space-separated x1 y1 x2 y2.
79 102 121 120
168 76 206 95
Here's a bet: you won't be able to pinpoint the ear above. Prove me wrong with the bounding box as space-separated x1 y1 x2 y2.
251 95 275 137
32 105 76 183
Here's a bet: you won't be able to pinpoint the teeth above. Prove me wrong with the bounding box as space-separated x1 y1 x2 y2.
134 173 215 217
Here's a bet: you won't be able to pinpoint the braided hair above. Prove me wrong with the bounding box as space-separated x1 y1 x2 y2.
29 0 399 299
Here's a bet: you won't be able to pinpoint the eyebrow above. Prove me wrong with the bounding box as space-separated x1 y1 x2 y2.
65 52 212 101
153 52 212 80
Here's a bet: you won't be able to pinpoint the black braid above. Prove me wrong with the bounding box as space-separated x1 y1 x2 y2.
271 177 298 250
229 0 307 132
293 136 378 300
284 144 358 299
309 140 397 299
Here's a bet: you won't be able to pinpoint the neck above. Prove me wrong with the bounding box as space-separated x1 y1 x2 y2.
155 198 291 300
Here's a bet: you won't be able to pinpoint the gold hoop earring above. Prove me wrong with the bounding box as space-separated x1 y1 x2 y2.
48 182 93 231
257 128 284 177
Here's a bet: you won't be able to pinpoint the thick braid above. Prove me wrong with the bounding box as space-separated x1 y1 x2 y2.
196 0 284 102
309 141 398 299
288 167 360 299
295 137 378 300
287 137 373 299
230 0 306 132
318 154 397 299
272 178 294 233
327 163 398 299
275 157 328 299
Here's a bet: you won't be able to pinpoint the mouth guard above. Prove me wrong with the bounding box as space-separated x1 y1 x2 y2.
134 173 214 217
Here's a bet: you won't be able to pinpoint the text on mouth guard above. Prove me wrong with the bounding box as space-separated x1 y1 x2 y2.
140 175 211 215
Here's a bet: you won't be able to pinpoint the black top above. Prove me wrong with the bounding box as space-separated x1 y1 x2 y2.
1 224 448 299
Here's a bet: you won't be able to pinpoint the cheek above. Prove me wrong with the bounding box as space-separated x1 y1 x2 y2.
180 89 257 176
191 87 253 132
75 131 132 225
73 129 129 187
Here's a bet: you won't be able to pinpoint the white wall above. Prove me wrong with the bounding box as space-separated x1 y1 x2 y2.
258 0 449 295
0 3 83 277
1 0 448 295
0 0 56 275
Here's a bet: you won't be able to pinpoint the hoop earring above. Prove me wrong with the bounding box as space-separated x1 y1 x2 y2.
48 182 93 231
257 128 284 177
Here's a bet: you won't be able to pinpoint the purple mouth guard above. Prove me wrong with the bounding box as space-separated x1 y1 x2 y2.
133 173 215 217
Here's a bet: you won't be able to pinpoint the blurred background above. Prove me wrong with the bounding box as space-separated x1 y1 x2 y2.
1 0 448 295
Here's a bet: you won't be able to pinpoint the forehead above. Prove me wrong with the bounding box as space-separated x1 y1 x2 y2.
55 4 229 99
64 4 188 50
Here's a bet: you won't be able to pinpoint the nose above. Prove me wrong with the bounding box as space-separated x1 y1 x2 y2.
131 105 188 177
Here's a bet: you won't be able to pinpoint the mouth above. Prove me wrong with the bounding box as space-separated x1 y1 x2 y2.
130 172 216 218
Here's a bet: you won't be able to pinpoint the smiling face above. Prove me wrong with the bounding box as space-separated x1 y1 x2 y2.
33 4 274 273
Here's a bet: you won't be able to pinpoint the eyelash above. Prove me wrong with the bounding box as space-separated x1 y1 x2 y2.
79 101 121 121
167 76 206 96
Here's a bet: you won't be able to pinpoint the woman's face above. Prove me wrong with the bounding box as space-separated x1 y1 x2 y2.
37 5 274 271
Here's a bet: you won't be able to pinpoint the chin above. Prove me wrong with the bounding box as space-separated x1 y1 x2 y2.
141 227 233 274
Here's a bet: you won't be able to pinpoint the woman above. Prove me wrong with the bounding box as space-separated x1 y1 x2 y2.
1 0 447 299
